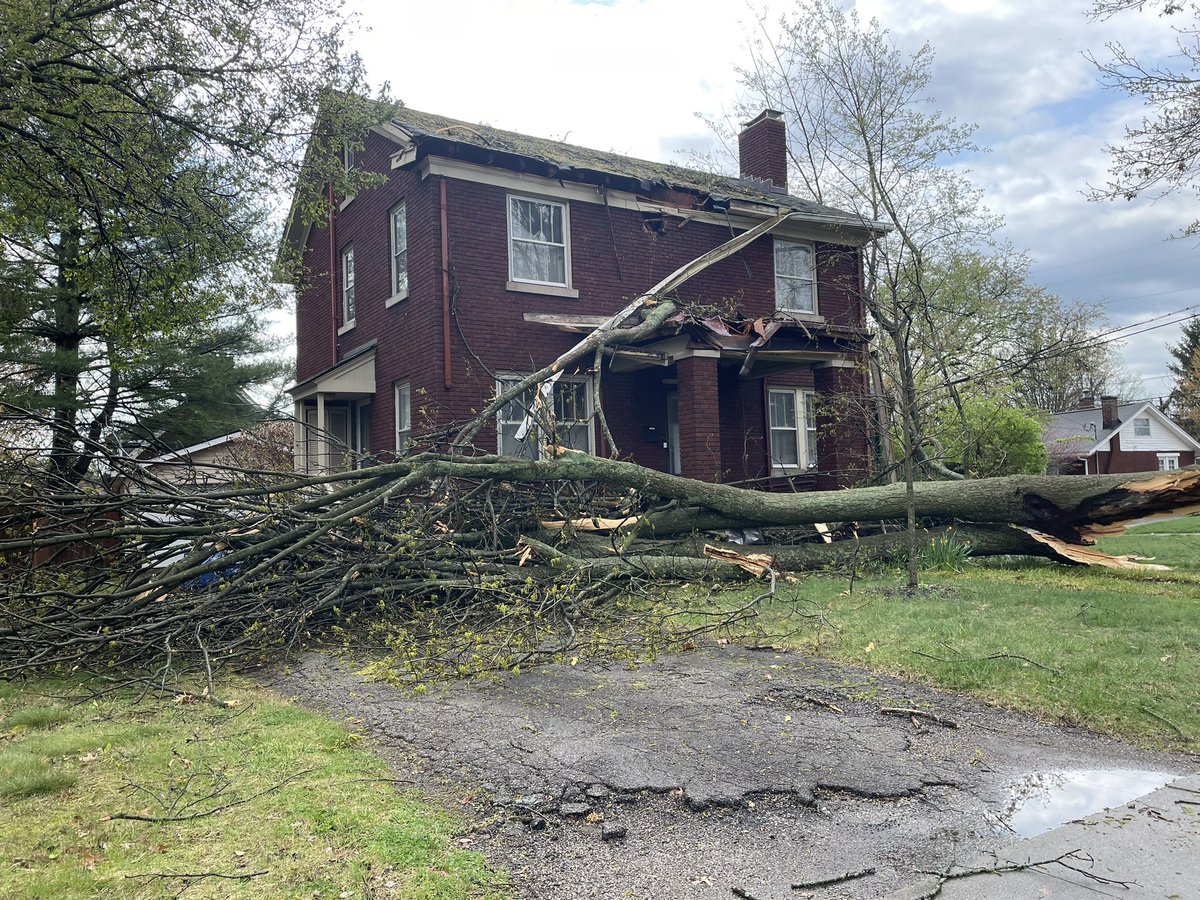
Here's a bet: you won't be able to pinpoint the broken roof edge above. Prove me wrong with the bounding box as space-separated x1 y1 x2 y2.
382 103 889 238
277 98 891 276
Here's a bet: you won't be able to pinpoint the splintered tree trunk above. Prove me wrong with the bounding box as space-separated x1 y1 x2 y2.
335 452 1200 550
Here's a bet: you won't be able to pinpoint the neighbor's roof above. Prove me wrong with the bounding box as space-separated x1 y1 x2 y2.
141 431 245 465
386 106 878 232
1044 401 1200 458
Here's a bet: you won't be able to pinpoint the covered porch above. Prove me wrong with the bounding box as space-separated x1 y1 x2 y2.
288 345 376 473
525 312 872 486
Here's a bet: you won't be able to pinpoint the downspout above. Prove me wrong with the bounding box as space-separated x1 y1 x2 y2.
328 183 337 367
440 177 453 389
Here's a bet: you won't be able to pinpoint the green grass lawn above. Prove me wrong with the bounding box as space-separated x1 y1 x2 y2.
686 536 1200 748
0 678 502 900
1126 514 1200 535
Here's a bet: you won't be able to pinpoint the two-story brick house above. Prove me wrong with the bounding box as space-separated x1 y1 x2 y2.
283 106 883 488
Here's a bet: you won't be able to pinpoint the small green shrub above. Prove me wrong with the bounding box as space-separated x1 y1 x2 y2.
918 533 972 572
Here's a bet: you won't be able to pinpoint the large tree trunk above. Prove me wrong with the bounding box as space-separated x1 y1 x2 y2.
379 452 1200 541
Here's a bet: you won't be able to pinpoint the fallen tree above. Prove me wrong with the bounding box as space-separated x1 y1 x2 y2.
3 419 1198 679
4 215 1200 679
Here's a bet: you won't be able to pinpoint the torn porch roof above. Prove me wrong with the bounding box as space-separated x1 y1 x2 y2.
522 309 867 376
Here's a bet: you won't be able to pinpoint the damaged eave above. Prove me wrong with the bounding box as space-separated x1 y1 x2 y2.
522 313 615 333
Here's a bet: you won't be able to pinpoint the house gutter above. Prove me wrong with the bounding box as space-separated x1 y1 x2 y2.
328 183 337 368
440 177 453 388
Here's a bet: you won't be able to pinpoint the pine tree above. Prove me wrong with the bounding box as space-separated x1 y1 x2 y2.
1167 319 1200 439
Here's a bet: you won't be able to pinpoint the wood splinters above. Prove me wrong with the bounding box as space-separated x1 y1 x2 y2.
879 706 959 729
1017 527 1173 570
791 866 876 889
703 544 777 577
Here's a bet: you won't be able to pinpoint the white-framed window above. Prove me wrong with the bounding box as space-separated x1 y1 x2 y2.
341 245 356 327
508 195 569 287
394 381 411 453
768 387 817 471
390 203 408 300
774 240 816 314
496 375 593 458
1134 417 1151 437
342 142 355 171
1158 453 1180 471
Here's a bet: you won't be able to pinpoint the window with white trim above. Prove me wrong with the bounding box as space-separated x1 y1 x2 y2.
1158 453 1179 471
508 195 569 287
390 203 408 299
1134 417 1151 437
768 387 817 471
341 245 356 327
394 381 411 453
496 375 593 458
774 240 816 314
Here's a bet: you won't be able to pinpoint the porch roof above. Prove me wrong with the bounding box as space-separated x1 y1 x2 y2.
287 342 377 400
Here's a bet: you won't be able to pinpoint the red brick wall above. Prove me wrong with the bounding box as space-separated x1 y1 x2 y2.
676 356 722 482
1091 433 1195 474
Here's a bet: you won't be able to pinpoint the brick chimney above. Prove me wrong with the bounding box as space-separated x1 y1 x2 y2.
1101 395 1120 430
1077 394 1096 411
738 109 788 192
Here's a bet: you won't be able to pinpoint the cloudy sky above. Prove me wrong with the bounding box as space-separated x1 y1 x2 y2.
338 0 1197 398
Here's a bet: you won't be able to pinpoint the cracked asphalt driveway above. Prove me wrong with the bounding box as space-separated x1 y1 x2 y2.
272 645 1197 899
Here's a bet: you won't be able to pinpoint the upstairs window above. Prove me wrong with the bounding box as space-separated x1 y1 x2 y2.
341 245 356 327
774 240 816 314
509 195 569 287
1134 417 1151 437
390 203 408 299
768 387 817 471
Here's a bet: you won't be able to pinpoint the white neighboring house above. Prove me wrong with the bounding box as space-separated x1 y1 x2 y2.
136 431 249 489
1044 396 1200 475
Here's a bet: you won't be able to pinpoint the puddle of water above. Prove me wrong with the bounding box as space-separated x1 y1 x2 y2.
995 769 1174 838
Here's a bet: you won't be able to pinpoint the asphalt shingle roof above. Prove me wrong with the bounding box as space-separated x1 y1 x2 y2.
1044 403 1145 458
392 106 877 232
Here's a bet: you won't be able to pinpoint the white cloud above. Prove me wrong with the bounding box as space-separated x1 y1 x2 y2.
336 0 1197 389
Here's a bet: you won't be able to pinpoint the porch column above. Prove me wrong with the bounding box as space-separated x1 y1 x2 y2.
293 401 305 473
814 360 867 487
676 352 723 482
315 392 330 474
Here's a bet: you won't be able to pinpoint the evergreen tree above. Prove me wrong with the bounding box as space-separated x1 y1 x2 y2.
1167 319 1200 438
0 0 388 484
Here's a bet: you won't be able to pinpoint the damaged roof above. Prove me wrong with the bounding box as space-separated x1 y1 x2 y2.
387 105 879 232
